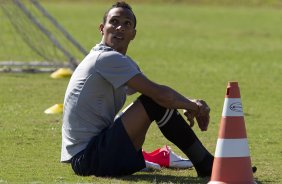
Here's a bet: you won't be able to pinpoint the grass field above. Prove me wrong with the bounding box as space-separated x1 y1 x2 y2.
0 1 282 183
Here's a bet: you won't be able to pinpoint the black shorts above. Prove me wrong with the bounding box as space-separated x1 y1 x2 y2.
71 118 146 177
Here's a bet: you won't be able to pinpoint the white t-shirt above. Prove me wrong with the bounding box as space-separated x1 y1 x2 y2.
61 44 141 162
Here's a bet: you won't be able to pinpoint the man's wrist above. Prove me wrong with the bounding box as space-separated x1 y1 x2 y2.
195 100 201 116
189 99 200 112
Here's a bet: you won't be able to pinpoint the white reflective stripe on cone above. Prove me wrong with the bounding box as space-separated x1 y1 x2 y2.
222 98 244 117
215 138 250 157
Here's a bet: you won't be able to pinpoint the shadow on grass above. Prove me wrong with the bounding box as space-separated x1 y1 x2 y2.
118 174 264 183
119 173 210 183
254 177 272 184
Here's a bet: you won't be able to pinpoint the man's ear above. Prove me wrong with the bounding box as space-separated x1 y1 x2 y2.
99 24 104 35
131 29 137 40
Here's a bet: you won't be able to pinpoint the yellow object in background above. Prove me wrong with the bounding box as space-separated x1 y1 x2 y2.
50 68 73 79
44 104 63 114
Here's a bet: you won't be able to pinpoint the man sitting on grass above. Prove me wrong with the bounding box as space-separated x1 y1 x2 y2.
61 1 213 177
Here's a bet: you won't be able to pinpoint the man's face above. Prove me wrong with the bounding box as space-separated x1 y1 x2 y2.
100 7 136 55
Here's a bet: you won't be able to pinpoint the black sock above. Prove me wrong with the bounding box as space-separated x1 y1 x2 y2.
138 95 214 177
157 109 214 177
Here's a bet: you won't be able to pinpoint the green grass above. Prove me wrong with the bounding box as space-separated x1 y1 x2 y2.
1 1 282 183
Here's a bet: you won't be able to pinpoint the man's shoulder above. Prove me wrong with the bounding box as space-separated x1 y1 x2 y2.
96 51 129 66
99 50 123 58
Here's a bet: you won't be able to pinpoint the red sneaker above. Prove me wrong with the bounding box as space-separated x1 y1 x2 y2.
142 145 193 169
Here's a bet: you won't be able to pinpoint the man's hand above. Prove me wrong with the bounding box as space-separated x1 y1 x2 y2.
183 99 210 131
195 99 210 131
184 109 196 128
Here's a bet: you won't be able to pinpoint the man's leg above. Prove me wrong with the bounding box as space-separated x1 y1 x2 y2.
71 115 146 177
138 95 213 177
121 100 152 151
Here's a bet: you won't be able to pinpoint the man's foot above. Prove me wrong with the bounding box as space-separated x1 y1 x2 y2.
140 160 161 171
167 146 193 169
194 154 214 177
142 145 193 169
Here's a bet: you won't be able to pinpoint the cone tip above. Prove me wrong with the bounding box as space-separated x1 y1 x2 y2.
228 81 238 87
226 81 241 98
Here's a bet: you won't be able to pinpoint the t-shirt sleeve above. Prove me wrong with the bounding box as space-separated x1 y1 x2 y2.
95 51 141 89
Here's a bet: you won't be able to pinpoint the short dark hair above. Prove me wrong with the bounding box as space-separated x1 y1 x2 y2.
103 1 137 28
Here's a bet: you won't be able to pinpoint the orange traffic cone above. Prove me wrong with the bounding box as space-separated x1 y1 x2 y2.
208 82 256 184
